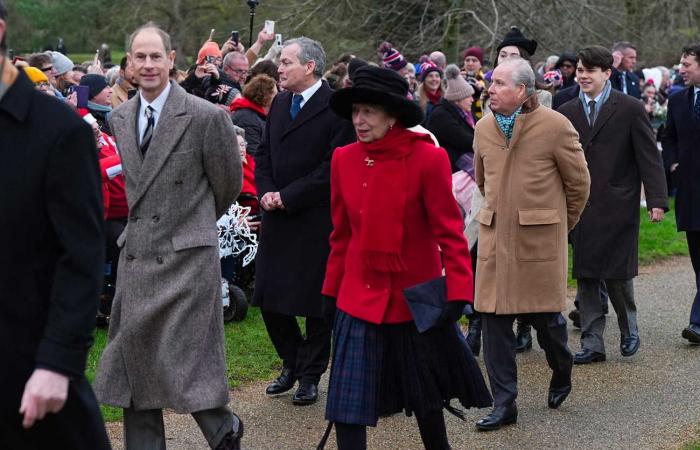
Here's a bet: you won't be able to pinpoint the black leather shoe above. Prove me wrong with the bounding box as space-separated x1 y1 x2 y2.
620 335 640 356
573 348 606 364
466 326 481 356
568 309 581 329
215 413 244 450
548 385 571 409
292 383 318 406
475 403 517 431
515 322 532 353
265 368 297 396
682 324 700 344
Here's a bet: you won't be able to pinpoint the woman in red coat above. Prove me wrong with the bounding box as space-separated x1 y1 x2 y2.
321 66 491 450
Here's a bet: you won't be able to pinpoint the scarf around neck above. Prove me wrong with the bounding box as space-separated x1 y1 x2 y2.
425 87 443 106
494 106 522 140
358 126 433 272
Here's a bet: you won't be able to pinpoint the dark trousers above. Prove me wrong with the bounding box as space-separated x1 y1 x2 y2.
688 231 700 325
262 311 332 384
482 312 572 407
123 405 233 450
578 278 637 354
104 218 127 285
0 376 111 450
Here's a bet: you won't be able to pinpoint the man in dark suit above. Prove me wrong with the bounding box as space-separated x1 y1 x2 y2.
559 46 668 364
662 43 700 344
0 3 110 448
610 41 641 99
254 37 354 405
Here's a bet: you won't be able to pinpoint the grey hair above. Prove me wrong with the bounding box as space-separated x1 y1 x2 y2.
223 51 247 67
612 41 636 53
283 37 326 78
127 21 172 54
232 125 245 138
501 57 536 96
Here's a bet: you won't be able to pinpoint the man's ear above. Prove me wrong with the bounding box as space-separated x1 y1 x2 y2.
0 19 6 51
306 60 316 77
168 50 176 70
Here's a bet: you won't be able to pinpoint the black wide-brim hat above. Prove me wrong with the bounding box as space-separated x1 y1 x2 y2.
330 66 424 128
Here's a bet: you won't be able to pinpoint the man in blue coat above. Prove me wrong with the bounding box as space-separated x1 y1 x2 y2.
662 43 700 344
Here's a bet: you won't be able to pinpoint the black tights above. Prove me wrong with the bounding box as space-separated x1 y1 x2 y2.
335 410 449 450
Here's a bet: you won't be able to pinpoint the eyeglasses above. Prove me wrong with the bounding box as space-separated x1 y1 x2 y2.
238 140 248 149
560 63 574 69
41 65 54 72
227 67 248 75
35 82 51 89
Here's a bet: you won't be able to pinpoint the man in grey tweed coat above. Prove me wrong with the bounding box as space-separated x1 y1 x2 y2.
94 23 244 450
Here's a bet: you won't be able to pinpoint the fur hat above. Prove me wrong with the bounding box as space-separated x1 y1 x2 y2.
378 41 408 72
24 66 49 84
497 26 537 57
418 55 443 82
330 66 423 127
197 41 222 65
443 64 474 101
80 74 109 100
49 51 74 76
463 46 484 65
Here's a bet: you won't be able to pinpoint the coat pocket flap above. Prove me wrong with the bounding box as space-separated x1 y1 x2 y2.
172 228 219 251
518 208 561 226
474 208 494 226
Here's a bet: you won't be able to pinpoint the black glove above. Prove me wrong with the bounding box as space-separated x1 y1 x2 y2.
322 295 337 325
463 303 475 317
439 300 468 324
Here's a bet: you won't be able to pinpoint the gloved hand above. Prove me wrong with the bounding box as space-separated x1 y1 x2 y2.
463 303 475 317
439 300 468 324
322 295 337 325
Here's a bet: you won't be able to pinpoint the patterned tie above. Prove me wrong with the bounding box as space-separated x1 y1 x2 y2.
141 106 155 155
588 100 596 127
290 94 303 120
694 91 700 121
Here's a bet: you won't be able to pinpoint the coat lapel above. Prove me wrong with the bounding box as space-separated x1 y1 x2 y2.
282 81 331 138
111 97 142 182
589 91 618 142
570 101 591 145
131 83 192 207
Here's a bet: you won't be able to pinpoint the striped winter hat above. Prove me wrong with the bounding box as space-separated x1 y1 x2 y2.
378 41 408 71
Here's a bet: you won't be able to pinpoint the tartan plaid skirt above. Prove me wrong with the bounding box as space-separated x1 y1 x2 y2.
325 310 492 426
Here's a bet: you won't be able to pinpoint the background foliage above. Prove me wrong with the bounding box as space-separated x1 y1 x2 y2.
5 0 700 68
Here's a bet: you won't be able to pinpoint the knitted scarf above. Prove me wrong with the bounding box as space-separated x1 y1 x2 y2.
425 87 443 106
358 126 432 272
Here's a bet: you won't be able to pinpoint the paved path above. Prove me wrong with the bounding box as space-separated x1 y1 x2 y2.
107 258 700 449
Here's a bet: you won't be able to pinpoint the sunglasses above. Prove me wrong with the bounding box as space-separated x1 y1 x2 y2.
41 65 54 72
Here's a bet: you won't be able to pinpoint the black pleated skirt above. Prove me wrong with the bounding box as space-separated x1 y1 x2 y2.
325 310 492 426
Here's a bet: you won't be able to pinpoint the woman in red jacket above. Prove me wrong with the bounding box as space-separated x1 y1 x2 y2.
321 66 491 450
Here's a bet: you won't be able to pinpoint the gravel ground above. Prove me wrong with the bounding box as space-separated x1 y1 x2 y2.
106 257 700 449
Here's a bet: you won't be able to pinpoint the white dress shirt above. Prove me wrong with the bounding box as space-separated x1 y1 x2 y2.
138 82 172 144
295 78 323 110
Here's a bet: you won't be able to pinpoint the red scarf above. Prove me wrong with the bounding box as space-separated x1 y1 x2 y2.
358 126 434 272
425 87 443 106
229 97 267 117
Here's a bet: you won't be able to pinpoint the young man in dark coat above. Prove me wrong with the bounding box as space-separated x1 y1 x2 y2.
0 3 110 447
253 37 354 405
662 43 700 344
558 46 668 364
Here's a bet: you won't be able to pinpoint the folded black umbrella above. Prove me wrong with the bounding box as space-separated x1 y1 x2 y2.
403 276 446 333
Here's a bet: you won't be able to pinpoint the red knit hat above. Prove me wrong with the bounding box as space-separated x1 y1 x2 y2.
463 46 484 65
197 41 222 65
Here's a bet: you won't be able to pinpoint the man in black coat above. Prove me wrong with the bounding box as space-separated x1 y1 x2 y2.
253 37 354 405
559 46 668 364
610 41 641 99
0 4 110 448
662 43 700 344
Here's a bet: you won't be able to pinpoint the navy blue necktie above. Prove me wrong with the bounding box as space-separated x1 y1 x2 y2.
694 91 700 121
290 94 303 120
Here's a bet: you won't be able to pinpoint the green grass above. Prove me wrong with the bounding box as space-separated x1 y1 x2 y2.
682 441 700 450
68 51 126 66
87 202 690 422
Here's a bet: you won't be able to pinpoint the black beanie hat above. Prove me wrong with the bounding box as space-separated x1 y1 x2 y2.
497 26 537 57
80 74 109 100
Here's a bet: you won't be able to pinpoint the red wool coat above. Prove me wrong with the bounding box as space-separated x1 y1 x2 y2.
322 132 474 324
